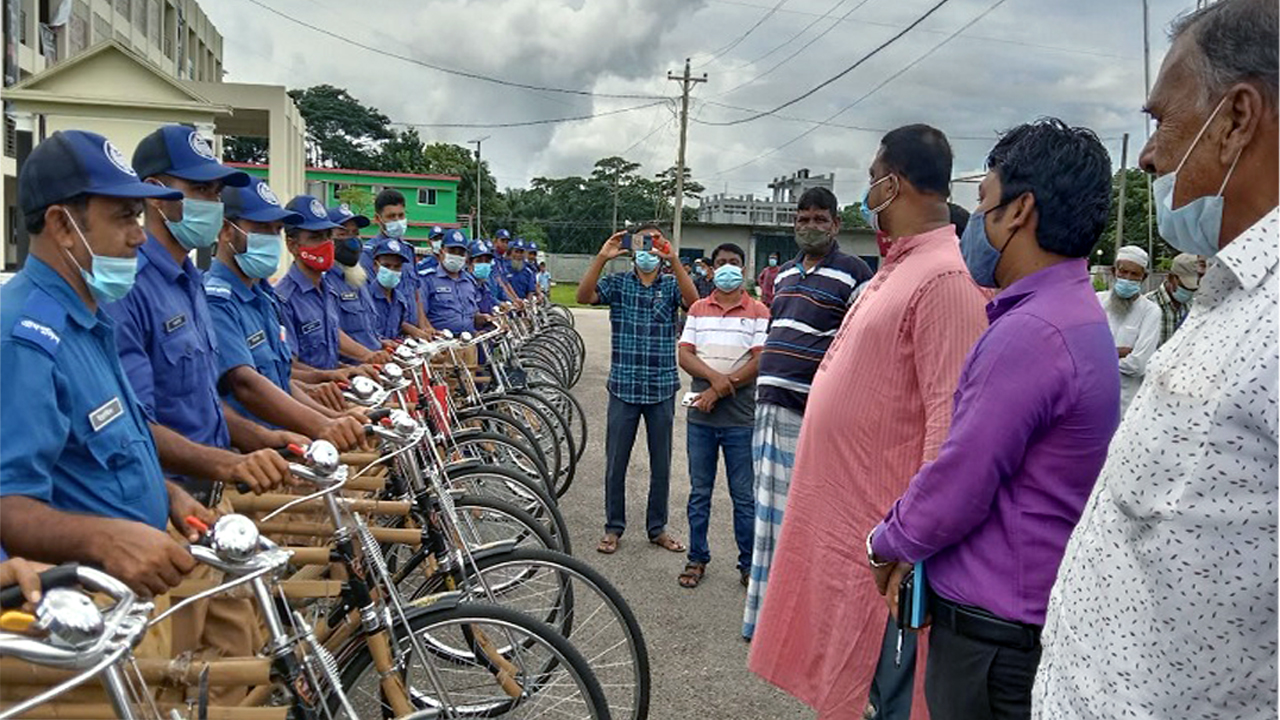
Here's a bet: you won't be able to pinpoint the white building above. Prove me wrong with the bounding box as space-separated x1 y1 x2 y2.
698 168 835 226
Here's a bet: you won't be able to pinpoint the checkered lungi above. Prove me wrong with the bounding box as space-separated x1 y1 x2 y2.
742 402 803 639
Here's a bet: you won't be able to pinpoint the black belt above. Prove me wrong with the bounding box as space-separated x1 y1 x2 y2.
929 591 1041 651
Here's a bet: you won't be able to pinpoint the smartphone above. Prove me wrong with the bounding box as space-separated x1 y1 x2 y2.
621 232 653 252
897 561 928 630
681 391 699 408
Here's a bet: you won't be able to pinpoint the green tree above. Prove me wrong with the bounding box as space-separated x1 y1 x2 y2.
1096 168 1168 266
224 136 268 164
335 185 373 216
288 85 394 169
376 127 430 174
591 156 642 232
840 203 871 229
654 166 705 219
420 142 505 230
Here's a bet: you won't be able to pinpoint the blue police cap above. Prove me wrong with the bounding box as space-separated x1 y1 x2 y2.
327 203 370 228
430 225 445 239
527 242 539 252
371 235 414 262
283 195 341 231
494 229 511 240
442 229 469 250
222 177 303 224
132 125 250 187
470 239 494 258
18 130 182 215
510 238 527 251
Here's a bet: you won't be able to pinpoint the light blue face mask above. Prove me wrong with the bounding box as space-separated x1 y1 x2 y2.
634 250 660 273
1153 94 1242 259
860 175 896 232
713 263 744 292
960 208 1004 289
163 198 224 250
384 219 408 239
231 224 282 280
64 210 138 303
1172 285 1195 304
1113 278 1142 299
376 265 402 289
473 261 493 280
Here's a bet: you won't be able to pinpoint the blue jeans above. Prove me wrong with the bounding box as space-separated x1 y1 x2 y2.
685 422 754 569
604 393 675 539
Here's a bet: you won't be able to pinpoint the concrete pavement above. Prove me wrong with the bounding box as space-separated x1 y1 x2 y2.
556 307 809 720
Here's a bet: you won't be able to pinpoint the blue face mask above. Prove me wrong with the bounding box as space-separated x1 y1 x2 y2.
473 261 493 280
713 264 744 292
959 208 1005 289
768 257 778 267
634 250 660 273
1172 285 1195 305
163 198 224 250
376 265 402 289
231 224 282 279
64 210 138 303
860 175 895 232
1153 95 1241 259
1113 278 1142 299
383 219 408 239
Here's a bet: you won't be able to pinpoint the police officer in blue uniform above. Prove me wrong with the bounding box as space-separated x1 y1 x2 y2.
421 230 483 335
417 225 445 276
492 228 513 275
108 125 293 506
368 235 424 340
502 238 537 300
204 180 365 450
367 188 432 336
0 130 209 597
275 195 346 370
469 239 506 317
327 203 391 364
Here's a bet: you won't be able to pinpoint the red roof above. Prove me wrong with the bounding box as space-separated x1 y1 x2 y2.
226 162 461 183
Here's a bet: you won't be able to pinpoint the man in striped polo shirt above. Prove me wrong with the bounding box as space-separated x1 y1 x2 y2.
743 186 873 639
677 242 771 590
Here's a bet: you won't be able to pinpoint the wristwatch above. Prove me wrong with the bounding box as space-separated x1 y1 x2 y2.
866 528 891 569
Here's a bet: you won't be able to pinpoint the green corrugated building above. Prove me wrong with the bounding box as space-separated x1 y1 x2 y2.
229 163 464 243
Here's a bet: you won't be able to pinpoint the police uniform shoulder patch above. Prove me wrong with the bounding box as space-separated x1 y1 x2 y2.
204 276 234 299
12 289 68 358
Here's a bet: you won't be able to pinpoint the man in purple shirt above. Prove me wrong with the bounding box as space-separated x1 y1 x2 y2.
867 118 1120 720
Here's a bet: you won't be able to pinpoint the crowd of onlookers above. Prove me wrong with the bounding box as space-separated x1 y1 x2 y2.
581 1 1276 717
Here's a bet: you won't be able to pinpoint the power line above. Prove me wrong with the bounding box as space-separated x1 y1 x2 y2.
694 99 997 140
693 0 791 69
702 0 1137 60
389 100 668 129
725 0 848 71
713 0 874 98
700 0 956 126
709 0 1007 177
236 0 669 101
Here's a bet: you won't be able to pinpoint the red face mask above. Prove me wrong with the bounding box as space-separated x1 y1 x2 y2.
298 240 335 272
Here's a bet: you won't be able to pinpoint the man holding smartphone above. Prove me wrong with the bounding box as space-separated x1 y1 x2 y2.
577 225 699 555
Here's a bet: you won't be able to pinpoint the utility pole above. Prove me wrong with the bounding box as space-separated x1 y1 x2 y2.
667 58 706 252
1116 132 1129 256
1142 0 1152 139
470 136 489 238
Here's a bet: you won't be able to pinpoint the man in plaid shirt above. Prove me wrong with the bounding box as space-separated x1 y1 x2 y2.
578 225 699 555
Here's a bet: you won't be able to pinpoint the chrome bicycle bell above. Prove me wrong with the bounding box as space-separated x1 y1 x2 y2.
37 588 103 649
350 375 379 399
211 514 260 562
308 440 341 475
382 362 404 382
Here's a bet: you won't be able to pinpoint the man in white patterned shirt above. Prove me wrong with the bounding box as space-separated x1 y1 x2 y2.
1034 1 1277 717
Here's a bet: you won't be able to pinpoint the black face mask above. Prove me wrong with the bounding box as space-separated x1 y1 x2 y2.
334 237 362 268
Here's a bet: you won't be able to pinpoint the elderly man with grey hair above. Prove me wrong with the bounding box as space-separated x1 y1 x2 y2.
1096 244 1160 414
1034 0 1278 718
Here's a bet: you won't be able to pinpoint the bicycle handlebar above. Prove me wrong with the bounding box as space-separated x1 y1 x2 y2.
0 564 81 610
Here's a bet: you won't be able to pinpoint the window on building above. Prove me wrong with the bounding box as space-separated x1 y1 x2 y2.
92 12 109 43
68 12 88 55
115 0 130 20
4 116 17 159
133 0 146 36
19 7 28 45
162 1 173 58
147 0 159 46
417 188 437 206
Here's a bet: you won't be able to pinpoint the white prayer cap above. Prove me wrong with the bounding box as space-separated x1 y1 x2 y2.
1114 245 1149 268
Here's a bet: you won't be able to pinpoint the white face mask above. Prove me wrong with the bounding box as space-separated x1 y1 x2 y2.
442 253 466 274
384 219 408 239
1152 94 1242 258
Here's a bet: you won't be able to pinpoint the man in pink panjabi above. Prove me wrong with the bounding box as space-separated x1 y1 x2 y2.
749 125 989 720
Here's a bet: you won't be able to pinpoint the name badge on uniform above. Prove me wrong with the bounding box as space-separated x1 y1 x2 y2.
89 397 124 432
247 330 267 349
341 291 357 301
279 324 288 343
164 314 187 333
301 320 322 335
436 286 453 294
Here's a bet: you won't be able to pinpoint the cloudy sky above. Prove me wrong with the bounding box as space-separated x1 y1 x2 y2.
204 0 1198 208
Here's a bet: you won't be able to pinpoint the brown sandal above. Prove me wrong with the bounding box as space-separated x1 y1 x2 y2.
678 562 706 588
649 533 686 553
597 533 620 554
